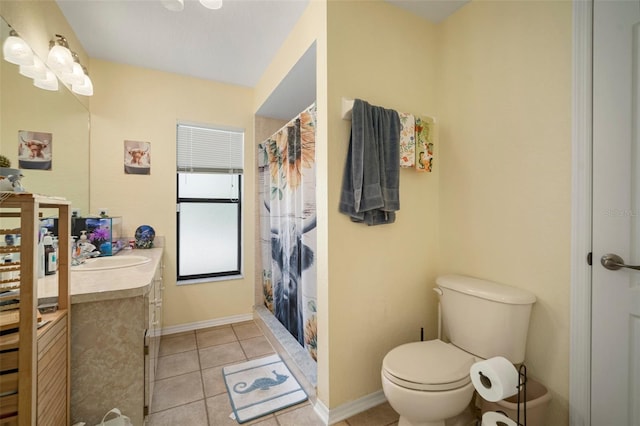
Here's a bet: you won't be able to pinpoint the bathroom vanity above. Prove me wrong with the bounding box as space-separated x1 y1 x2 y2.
38 248 164 426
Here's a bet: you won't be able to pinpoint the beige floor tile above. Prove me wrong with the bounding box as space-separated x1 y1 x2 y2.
273 400 312 416
205 393 244 426
201 365 228 397
275 403 325 426
232 321 263 340
250 416 280 426
199 341 246 369
197 326 239 348
156 349 200 380
345 402 399 426
151 371 204 413
149 321 408 426
205 393 278 426
239 335 275 359
158 332 197 357
147 400 208 426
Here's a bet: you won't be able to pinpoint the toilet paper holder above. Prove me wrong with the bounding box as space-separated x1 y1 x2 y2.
514 364 528 426
475 363 529 425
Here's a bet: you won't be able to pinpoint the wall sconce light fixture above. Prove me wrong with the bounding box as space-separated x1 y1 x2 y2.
2 29 94 96
34 69 60 91
61 52 85 85
47 34 74 73
2 30 34 66
71 66 93 96
19 56 47 80
47 34 93 96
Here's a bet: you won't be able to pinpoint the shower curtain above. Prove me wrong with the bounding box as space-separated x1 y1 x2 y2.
258 103 317 361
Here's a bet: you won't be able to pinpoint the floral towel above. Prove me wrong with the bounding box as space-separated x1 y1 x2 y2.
415 116 434 173
398 112 416 168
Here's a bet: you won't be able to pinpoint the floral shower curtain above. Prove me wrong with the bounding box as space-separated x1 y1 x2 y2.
258 103 317 361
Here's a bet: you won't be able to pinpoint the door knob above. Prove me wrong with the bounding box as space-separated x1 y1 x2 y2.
600 253 640 271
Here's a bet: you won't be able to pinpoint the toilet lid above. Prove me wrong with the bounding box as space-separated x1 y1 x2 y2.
382 340 475 391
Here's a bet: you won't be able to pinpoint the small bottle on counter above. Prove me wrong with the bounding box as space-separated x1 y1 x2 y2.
38 228 46 278
43 234 57 275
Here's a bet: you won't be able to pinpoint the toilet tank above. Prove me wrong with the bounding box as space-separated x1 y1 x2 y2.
436 275 536 364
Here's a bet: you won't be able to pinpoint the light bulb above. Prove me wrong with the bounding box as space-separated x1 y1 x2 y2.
61 62 85 85
34 70 59 91
3 34 34 66
19 57 47 80
47 44 74 73
72 74 93 96
199 0 222 9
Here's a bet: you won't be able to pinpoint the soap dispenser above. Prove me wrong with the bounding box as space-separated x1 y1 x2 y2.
79 230 88 247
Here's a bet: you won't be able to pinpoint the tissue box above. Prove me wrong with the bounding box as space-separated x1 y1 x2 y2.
73 217 122 256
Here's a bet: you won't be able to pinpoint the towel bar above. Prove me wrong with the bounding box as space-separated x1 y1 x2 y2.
340 97 436 123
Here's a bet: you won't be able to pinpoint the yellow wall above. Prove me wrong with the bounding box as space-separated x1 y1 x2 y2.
436 1 572 422
89 59 256 327
325 0 440 408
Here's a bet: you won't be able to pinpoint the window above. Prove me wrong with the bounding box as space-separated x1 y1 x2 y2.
176 123 243 282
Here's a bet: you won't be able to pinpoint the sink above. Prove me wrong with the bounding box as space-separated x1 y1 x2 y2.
72 255 151 271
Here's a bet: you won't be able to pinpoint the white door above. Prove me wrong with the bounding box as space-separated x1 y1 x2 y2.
592 1 640 424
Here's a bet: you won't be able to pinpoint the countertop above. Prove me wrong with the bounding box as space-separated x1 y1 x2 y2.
38 248 163 304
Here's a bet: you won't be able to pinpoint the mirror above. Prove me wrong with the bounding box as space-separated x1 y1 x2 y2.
0 16 90 214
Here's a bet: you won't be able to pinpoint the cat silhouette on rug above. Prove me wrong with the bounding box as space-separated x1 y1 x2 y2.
233 370 289 394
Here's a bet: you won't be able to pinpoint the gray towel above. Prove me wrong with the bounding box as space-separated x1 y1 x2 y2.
339 99 401 225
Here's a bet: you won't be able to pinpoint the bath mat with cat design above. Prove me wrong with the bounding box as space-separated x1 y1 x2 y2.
222 354 308 424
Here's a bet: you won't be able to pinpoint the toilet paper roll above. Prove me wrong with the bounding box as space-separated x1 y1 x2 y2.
481 411 518 426
470 356 519 402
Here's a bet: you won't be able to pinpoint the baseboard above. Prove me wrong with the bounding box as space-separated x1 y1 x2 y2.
161 313 254 336
313 390 387 425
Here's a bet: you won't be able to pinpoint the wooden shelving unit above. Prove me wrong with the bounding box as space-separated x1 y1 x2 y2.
0 193 71 426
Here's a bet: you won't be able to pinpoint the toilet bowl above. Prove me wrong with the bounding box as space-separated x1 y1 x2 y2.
381 340 476 426
381 275 537 426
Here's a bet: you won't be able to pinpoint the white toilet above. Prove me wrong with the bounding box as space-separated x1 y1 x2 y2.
381 275 536 426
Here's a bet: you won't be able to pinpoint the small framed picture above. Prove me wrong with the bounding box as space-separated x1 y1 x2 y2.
124 140 150 175
18 130 52 171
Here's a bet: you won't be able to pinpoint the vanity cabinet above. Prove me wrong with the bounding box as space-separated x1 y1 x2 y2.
145 259 164 417
69 253 163 426
0 193 71 425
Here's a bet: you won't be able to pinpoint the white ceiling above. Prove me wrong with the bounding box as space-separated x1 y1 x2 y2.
56 0 468 119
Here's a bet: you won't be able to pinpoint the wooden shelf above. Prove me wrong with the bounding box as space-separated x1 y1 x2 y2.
0 310 68 352
0 192 71 425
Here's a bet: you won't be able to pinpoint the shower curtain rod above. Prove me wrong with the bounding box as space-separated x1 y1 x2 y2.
340 97 437 123
260 102 317 145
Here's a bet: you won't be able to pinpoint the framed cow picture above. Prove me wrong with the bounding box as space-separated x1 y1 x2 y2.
18 130 52 171
124 140 150 175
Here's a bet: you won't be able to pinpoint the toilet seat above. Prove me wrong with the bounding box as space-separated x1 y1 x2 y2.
382 340 475 392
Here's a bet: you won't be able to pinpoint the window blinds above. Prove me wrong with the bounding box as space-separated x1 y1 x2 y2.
177 124 244 173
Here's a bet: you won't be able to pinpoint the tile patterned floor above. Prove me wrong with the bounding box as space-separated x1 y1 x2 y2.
148 320 399 426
